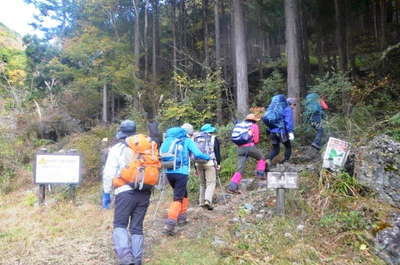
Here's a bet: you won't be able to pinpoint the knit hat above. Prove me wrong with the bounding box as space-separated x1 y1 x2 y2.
116 120 136 140
200 124 216 133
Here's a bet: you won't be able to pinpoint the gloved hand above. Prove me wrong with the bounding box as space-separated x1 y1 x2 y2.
289 132 295 141
102 193 111 209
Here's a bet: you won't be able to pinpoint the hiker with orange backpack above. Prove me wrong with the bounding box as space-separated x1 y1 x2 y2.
227 114 266 194
102 120 161 265
160 127 210 235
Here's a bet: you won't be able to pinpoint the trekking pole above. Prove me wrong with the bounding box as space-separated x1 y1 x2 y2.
214 160 227 205
151 171 166 224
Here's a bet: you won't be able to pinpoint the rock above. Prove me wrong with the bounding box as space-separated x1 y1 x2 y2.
242 203 255 214
375 213 400 265
296 224 305 232
355 135 400 208
255 214 264 219
240 178 255 190
212 236 226 248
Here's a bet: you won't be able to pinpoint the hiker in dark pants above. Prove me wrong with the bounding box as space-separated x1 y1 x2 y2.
160 127 210 235
265 95 295 166
227 114 266 194
304 93 329 150
102 120 150 265
148 119 162 147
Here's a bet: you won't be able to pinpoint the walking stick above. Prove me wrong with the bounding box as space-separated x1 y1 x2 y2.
151 171 166 224
214 160 227 205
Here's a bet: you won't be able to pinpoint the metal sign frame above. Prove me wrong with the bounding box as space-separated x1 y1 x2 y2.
33 151 83 185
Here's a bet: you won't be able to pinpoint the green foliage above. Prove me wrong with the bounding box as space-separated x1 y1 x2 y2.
330 172 363 196
319 211 368 232
307 71 353 108
160 72 223 128
65 125 116 181
254 69 286 106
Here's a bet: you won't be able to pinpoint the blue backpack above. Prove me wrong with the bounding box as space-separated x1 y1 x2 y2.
231 121 253 145
262 94 287 129
159 127 186 170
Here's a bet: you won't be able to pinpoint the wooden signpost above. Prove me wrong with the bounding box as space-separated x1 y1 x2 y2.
33 149 82 205
267 172 299 216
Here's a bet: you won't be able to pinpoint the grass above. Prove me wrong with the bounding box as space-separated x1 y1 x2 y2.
0 162 396 265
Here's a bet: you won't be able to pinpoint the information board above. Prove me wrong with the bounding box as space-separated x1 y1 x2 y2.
267 172 298 189
34 153 81 184
322 137 351 171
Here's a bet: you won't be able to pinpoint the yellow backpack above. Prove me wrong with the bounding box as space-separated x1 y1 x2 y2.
113 134 161 190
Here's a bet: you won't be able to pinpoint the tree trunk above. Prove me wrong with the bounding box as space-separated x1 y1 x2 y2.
299 0 309 88
285 0 303 125
232 0 248 118
215 0 222 124
380 0 387 49
102 83 108 124
151 0 159 82
334 0 348 72
133 0 140 72
111 91 115 122
171 0 177 97
203 0 210 71
373 1 379 39
144 1 149 80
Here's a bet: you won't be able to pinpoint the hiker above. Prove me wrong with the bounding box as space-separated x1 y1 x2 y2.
148 119 162 147
304 93 329 150
103 120 160 265
227 114 266 194
181 122 194 138
160 127 210 235
263 94 294 166
193 124 221 210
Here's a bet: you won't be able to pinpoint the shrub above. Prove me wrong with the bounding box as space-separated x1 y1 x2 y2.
254 69 286 107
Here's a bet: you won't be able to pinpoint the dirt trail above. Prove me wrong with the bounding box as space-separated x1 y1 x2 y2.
0 180 268 265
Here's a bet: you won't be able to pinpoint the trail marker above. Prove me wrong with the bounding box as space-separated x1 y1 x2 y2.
34 149 82 204
322 137 351 171
267 172 299 216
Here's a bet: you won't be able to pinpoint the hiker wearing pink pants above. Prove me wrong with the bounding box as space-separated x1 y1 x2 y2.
228 114 266 194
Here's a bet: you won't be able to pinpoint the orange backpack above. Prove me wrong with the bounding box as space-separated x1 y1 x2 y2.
113 134 161 190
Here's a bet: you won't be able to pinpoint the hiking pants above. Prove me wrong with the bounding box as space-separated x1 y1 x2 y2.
165 173 190 227
112 189 151 265
228 146 266 192
197 161 217 205
313 127 324 146
268 133 292 162
235 146 265 174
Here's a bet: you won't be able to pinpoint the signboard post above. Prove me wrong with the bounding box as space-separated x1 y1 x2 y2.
322 137 351 171
267 172 299 216
34 149 82 205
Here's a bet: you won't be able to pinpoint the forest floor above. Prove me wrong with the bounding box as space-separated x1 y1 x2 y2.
0 157 392 265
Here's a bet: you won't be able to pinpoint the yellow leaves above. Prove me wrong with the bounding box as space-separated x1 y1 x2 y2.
7 69 26 86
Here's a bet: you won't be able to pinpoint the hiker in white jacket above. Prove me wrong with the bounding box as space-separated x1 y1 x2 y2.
102 120 150 265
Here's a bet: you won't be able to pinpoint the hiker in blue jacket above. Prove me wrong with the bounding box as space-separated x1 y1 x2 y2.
265 95 295 166
160 127 210 235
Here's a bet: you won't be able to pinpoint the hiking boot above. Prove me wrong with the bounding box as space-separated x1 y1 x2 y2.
204 200 213 210
255 170 266 180
177 215 188 226
226 187 241 194
311 142 321 150
163 223 176 236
